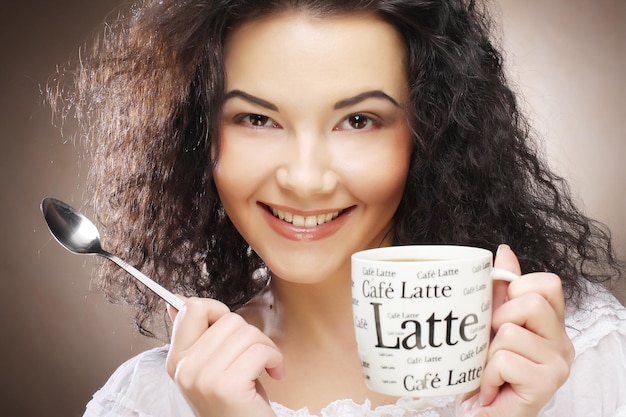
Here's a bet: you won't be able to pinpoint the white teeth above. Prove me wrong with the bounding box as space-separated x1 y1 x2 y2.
305 216 318 227
271 207 340 228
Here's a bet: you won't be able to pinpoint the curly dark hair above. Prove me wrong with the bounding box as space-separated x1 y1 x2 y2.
49 0 621 336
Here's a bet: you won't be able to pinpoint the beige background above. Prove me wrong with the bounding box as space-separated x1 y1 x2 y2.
1 1 624 416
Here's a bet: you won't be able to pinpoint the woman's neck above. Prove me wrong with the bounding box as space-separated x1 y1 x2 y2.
243 268 401 414
255 269 356 348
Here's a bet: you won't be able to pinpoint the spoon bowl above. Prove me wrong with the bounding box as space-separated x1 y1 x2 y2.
41 197 184 310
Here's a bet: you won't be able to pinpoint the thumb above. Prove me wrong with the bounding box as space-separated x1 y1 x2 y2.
493 244 522 275
492 244 522 310
167 295 188 323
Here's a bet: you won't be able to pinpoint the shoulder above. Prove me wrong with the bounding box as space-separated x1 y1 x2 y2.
84 345 194 417
564 282 626 353
540 283 626 417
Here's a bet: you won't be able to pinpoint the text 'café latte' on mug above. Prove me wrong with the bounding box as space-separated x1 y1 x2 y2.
351 246 517 397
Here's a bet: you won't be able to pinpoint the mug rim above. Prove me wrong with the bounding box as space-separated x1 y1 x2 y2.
351 245 492 262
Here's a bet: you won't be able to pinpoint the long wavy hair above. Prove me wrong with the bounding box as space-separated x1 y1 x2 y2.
49 0 621 335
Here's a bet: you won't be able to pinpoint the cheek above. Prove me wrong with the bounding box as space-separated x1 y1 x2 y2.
212 134 278 213
369 157 410 205
342 136 412 206
213 133 258 186
212 140 251 206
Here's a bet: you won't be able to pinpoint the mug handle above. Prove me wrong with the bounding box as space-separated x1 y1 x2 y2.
491 268 519 282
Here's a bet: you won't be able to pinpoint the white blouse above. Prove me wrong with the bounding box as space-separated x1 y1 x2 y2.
84 284 626 417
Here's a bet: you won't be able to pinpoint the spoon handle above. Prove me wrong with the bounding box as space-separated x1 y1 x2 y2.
102 251 186 311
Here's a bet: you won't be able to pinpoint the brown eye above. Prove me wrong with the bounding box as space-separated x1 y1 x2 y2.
236 113 280 128
249 114 270 126
335 113 382 131
348 115 369 129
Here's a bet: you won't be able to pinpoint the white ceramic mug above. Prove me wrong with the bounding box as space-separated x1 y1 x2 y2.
351 245 518 397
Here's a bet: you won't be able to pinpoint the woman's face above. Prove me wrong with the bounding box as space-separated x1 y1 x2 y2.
214 11 412 284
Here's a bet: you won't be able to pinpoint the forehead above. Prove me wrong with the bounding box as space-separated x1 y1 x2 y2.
223 11 408 103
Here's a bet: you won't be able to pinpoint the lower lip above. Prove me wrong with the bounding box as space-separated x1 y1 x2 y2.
260 204 354 242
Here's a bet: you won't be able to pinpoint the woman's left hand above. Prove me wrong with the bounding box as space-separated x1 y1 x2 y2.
456 245 575 417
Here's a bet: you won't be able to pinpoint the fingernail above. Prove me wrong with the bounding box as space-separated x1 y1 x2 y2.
496 243 510 257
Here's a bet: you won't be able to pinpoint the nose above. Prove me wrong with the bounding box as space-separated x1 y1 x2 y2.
275 132 338 197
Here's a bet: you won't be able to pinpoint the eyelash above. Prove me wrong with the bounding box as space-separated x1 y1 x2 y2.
234 114 281 128
334 114 383 131
233 113 383 131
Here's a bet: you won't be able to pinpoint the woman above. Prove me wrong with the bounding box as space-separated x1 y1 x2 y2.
53 0 626 416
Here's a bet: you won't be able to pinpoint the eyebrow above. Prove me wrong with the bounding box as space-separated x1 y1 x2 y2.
223 90 279 111
333 90 400 109
223 89 400 112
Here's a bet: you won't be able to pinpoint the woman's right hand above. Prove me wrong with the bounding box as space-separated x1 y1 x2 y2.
165 297 284 417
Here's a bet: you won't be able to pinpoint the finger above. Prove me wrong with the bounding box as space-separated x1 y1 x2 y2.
227 343 285 382
488 321 567 367
479 349 536 407
492 244 522 310
170 297 231 351
480 349 564 409
172 326 284 407
194 314 281 373
167 294 188 322
506 272 566 323
494 244 522 275
174 335 283 394
491 292 566 341
172 312 255 372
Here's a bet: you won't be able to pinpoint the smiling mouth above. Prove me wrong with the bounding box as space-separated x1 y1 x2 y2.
268 206 343 228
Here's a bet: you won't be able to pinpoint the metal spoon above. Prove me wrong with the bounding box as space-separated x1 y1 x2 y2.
40 197 185 311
